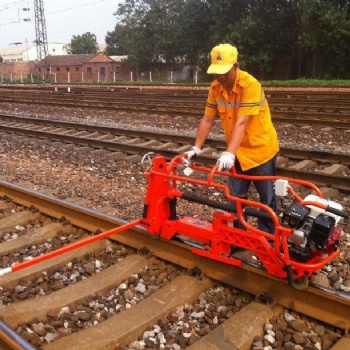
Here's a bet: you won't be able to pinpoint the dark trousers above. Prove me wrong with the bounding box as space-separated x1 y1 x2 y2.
228 155 277 234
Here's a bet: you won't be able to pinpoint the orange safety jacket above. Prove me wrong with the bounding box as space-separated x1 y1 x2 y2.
204 69 279 171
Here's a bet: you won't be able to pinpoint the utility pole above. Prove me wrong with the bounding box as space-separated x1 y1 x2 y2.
34 0 49 80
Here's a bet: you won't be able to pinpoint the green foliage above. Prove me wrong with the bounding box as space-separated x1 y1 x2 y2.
297 0 350 78
175 0 212 67
105 25 130 55
109 0 187 69
105 0 350 79
68 32 98 54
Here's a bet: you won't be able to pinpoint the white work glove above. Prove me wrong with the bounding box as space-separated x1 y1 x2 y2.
185 146 202 161
217 151 236 172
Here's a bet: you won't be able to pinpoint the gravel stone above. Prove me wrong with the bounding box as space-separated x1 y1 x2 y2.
0 98 349 350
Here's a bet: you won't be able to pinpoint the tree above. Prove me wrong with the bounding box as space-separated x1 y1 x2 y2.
105 25 131 56
107 0 185 69
105 0 350 79
175 0 213 68
68 32 98 54
298 0 350 78
0 55 3 63
223 0 299 80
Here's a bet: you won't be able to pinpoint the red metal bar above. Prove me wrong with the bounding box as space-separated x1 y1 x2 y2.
11 219 141 273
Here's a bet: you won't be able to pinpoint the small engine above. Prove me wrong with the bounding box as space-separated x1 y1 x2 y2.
281 196 342 262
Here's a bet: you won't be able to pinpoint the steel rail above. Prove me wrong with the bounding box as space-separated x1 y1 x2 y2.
0 179 349 331
3 89 350 118
4 87 350 104
1 119 349 191
2 83 350 96
3 89 350 109
0 320 37 350
1 114 349 165
1 82 350 91
3 90 350 117
1 94 350 129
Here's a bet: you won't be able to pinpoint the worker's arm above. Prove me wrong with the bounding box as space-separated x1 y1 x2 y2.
185 114 214 160
226 114 250 154
217 114 250 171
194 114 215 149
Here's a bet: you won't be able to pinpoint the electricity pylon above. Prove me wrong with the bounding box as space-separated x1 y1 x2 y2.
34 0 48 62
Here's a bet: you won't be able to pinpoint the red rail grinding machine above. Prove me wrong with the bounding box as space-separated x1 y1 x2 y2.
139 152 349 289
1 153 348 290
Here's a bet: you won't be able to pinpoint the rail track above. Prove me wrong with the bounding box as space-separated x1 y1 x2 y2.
0 114 349 192
0 180 349 350
1 85 350 129
0 85 350 349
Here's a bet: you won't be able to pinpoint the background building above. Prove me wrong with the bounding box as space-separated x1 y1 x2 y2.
0 44 134 83
35 52 122 83
0 43 68 62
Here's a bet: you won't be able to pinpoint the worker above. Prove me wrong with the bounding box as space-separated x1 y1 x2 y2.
186 43 279 234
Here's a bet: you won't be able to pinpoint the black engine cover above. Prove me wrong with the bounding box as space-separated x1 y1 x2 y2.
282 203 310 229
308 214 336 252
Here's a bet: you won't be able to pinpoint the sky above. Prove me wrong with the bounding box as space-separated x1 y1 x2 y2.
0 0 122 49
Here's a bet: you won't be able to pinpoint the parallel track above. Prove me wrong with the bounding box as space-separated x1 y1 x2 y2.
1 86 350 129
0 114 349 191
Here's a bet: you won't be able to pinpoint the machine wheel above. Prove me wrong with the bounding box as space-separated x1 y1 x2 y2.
141 152 156 172
188 266 202 278
255 292 277 306
293 276 309 290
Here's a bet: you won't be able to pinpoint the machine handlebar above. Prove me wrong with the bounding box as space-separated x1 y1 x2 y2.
327 206 349 219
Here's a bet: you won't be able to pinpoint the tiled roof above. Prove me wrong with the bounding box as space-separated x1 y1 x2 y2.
44 54 95 66
42 53 114 66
